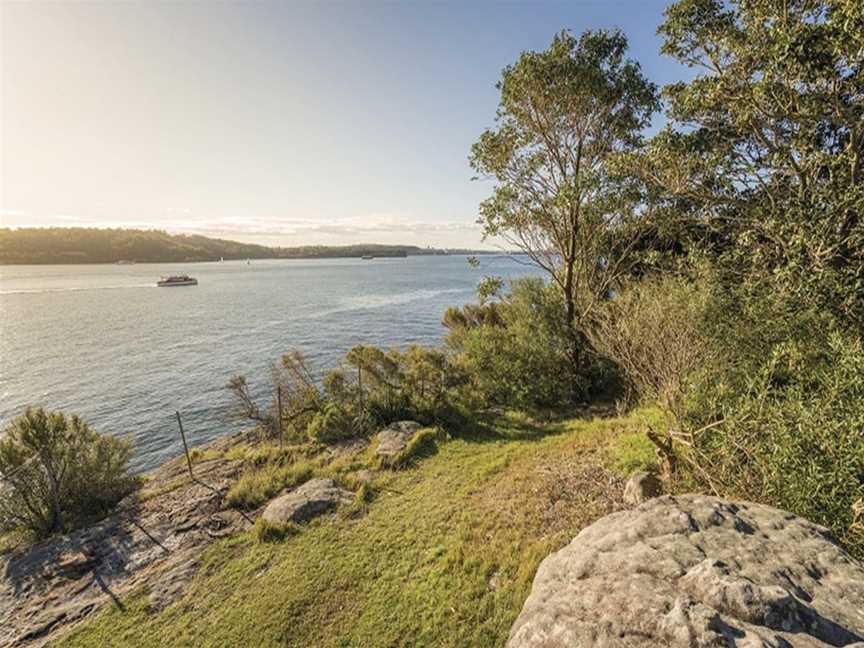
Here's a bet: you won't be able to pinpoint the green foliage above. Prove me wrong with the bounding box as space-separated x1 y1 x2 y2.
619 0 864 326
232 342 468 448
587 275 717 421
307 402 365 444
446 278 610 410
588 0 864 558
337 344 467 430
471 28 659 334
0 408 138 539
678 300 864 555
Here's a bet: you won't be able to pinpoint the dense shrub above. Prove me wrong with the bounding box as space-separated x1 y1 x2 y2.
593 271 864 555
587 276 717 421
229 344 467 447
446 277 609 410
307 402 364 444
683 332 864 555
0 408 138 538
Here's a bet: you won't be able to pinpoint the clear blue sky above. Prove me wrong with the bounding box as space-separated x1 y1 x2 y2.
1 1 690 248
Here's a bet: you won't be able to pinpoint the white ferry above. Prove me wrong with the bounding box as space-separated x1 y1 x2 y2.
156 275 198 287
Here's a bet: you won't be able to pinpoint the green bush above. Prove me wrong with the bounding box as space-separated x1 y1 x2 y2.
682 332 864 555
446 277 607 410
307 402 365 444
0 408 138 539
587 276 717 421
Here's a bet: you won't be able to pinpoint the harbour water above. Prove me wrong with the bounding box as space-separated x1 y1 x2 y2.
0 255 536 471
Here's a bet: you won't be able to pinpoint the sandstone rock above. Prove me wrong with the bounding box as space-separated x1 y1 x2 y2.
375 421 422 457
262 478 353 525
508 495 864 648
622 470 662 505
0 430 252 647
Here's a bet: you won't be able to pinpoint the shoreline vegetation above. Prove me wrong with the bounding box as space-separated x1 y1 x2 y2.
0 227 504 265
2 1 863 645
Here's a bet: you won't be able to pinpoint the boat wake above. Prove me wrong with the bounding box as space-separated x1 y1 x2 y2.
0 284 156 296
313 287 469 318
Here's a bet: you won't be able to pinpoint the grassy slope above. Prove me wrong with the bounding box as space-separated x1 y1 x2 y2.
62 411 654 648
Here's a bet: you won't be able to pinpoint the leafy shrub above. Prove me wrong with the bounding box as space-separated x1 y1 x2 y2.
587 276 716 422
682 332 864 555
0 408 138 538
446 277 604 410
307 402 364 444
342 345 465 428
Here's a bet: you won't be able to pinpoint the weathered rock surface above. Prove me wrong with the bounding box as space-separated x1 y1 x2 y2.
622 470 662 505
508 494 864 648
375 421 422 457
0 431 254 648
262 478 353 525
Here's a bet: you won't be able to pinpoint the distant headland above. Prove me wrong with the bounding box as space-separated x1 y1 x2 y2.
0 227 501 265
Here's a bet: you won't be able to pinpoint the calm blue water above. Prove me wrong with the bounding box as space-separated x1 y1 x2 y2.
0 256 536 471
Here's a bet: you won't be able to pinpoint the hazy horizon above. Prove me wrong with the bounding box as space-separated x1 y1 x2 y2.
1 0 689 248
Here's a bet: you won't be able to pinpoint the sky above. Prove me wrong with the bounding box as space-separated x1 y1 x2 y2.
0 1 691 249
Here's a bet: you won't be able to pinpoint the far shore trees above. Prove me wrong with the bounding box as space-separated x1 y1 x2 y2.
470 29 659 374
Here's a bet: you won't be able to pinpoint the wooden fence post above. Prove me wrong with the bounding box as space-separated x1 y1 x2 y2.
175 411 194 480
277 385 283 448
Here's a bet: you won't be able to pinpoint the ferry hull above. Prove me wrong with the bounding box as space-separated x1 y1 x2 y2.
157 279 198 287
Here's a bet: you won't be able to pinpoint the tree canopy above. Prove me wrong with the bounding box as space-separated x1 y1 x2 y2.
616 0 864 324
471 29 659 330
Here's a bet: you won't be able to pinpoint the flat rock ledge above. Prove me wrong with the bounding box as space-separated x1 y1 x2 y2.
374 421 422 457
262 478 353 524
0 431 253 648
508 494 864 648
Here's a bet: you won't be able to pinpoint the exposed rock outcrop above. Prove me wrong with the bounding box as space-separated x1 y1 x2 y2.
261 478 353 525
0 431 253 648
374 421 422 457
508 495 864 648
622 470 662 505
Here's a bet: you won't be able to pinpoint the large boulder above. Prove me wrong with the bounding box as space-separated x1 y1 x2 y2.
375 421 422 457
508 495 864 647
262 478 353 524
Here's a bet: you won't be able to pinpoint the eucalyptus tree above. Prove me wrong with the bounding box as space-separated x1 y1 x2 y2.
618 0 864 324
470 30 659 341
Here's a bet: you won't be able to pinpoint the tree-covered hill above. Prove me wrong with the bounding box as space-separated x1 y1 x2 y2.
0 228 482 264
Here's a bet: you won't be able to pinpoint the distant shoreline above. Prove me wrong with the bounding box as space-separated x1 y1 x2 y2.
0 227 509 265
0 252 510 266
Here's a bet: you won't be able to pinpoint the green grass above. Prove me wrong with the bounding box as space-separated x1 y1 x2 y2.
224 460 316 509
61 410 640 648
